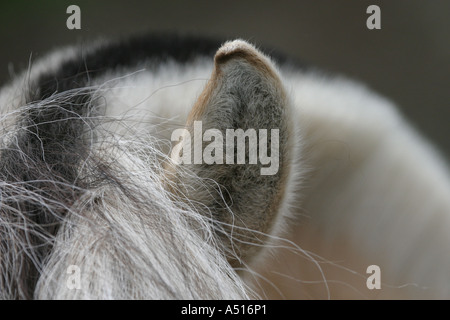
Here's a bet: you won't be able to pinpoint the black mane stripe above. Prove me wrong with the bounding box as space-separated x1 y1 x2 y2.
34 33 223 101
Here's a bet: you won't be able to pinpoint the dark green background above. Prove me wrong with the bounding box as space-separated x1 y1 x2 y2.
1 0 449 159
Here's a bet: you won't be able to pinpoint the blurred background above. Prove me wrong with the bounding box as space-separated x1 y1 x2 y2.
1 0 449 158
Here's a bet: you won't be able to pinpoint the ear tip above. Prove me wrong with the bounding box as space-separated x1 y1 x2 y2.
219 39 256 53
214 39 260 65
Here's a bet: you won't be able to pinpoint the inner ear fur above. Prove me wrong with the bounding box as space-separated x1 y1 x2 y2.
166 40 294 267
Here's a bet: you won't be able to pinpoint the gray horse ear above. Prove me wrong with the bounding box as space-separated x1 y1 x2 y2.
166 40 294 267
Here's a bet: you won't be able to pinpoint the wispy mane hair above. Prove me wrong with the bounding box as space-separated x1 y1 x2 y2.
0 88 250 299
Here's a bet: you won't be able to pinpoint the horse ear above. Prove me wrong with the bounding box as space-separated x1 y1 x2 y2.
166 40 295 267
